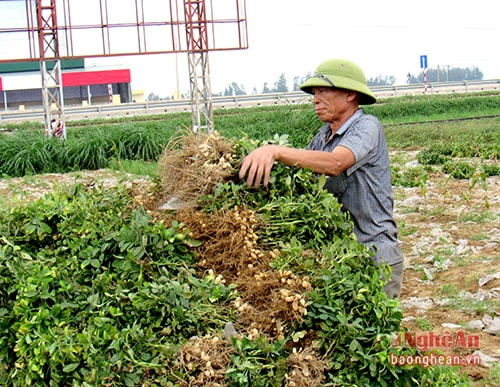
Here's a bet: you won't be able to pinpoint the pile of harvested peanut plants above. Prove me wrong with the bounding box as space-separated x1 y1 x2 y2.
150 131 468 386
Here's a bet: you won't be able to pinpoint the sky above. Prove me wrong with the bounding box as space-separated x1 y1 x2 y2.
2 0 499 97
127 0 499 97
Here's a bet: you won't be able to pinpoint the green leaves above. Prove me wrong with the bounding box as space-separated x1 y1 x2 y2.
226 336 287 387
0 183 233 386
204 151 353 251
0 128 476 386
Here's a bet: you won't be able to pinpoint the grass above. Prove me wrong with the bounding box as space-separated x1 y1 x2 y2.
415 316 434 331
470 234 490 241
459 210 496 223
1 93 498 179
422 206 446 217
108 159 159 177
485 364 500 386
397 220 419 237
437 274 500 315
433 259 500 324
441 284 459 296
370 92 500 123
451 297 500 315
384 116 500 151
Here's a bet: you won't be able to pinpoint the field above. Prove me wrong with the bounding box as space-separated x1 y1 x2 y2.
0 92 499 386
391 150 500 385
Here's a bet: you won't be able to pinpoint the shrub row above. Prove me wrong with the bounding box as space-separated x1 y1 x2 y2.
1 92 498 180
0 124 176 177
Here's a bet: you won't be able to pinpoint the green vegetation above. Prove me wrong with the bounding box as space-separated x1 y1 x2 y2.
0 184 234 385
391 165 431 188
0 123 177 177
0 137 470 386
1 92 499 179
0 91 498 386
369 92 500 123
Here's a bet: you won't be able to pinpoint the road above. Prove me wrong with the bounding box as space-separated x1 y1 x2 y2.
1 79 499 124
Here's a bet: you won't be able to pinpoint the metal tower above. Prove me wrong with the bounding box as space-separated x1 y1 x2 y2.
184 0 213 133
36 0 66 138
1 0 248 135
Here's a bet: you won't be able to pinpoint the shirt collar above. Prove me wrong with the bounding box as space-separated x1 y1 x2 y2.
335 109 363 136
319 109 364 143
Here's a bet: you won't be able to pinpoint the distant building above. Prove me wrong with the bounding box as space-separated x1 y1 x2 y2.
0 59 133 110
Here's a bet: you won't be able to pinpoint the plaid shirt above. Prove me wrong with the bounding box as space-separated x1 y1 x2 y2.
307 109 403 265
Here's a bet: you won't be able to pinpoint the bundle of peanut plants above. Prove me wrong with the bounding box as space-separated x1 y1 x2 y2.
0 129 473 386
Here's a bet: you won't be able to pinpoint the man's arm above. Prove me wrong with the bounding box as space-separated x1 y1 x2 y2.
239 144 355 188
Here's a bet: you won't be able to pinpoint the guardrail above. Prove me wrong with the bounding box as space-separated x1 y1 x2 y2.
1 79 499 123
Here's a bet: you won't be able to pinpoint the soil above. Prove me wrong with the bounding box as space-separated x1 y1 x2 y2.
391 152 500 386
0 150 499 385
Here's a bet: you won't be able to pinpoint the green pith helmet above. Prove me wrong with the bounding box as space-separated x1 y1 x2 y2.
300 58 377 105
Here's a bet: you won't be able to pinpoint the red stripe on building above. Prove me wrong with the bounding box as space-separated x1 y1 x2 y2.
62 69 131 87
0 77 3 91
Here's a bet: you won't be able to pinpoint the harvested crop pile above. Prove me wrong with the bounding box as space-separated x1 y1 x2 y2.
0 131 472 386
171 206 310 339
175 335 234 386
158 130 236 209
152 131 470 386
154 132 330 385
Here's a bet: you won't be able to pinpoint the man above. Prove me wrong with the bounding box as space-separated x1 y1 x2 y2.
238 58 403 298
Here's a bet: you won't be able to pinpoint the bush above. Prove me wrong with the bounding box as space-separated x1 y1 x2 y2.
442 160 476 179
417 148 451 165
0 184 234 386
392 165 431 188
481 163 500 177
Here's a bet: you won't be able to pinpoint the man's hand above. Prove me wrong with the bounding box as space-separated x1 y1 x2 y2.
239 145 277 188
239 144 355 188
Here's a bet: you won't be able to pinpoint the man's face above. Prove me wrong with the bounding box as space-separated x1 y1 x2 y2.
311 87 352 123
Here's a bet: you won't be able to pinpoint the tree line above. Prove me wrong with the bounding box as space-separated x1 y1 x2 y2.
219 65 483 96
406 66 483 84
147 66 484 101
